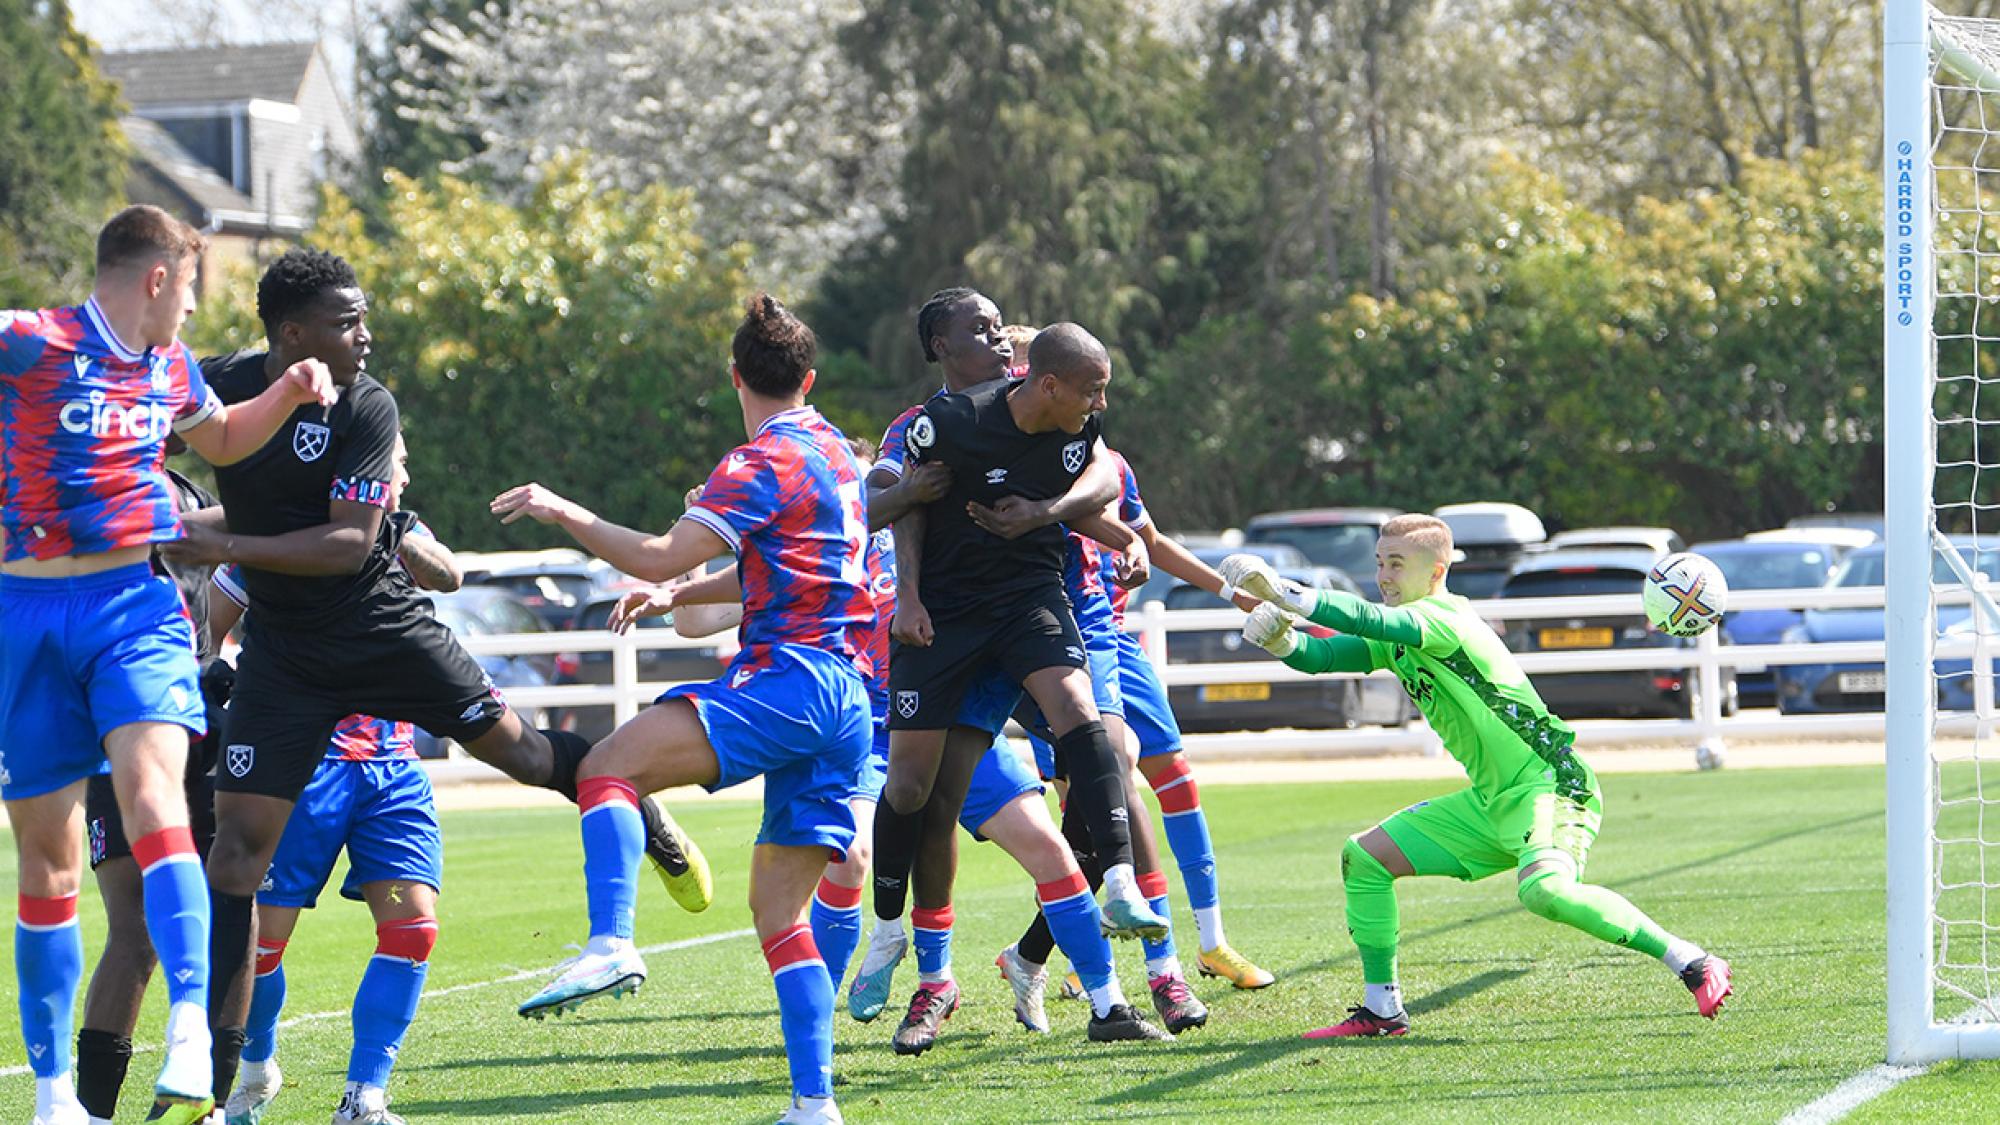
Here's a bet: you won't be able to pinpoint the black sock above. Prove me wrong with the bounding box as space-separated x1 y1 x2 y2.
208 889 256 1101
211 1027 248 1105
1018 801 1105 965
539 728 592 802
870 799 926 922
75 1028 131 1119
1055 721 1133 870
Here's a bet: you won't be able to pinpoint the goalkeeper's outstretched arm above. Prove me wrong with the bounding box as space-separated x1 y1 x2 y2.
1241 603 1376 673
1220 555 1425 646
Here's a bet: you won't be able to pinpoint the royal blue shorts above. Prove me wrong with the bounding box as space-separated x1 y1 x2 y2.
260 757 441 908
0 564 204 800
959 736 1043 838
1113 630 1183 759
664 644 871 859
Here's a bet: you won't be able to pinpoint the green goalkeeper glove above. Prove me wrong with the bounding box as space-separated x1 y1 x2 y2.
1219 554 1316 616
1242 602 1303 658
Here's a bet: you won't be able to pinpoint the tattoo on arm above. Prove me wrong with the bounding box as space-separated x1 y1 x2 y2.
399 534 463 592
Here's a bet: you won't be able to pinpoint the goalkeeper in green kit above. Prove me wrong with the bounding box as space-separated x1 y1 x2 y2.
1220 514 1733 1039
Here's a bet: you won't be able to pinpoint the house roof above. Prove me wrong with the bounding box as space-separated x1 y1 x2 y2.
101 41 320 107
120 116 256 216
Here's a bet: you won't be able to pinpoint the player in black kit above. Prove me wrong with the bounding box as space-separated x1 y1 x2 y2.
876 321 1167 939
160 248 709 1102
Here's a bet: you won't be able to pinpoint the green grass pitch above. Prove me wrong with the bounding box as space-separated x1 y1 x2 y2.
5 765 1998 1122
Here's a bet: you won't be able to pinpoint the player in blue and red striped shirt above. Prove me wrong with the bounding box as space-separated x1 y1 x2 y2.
494 294 872 1125
1 206 334 1125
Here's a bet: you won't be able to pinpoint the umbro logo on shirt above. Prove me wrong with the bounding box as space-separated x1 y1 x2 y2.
986 468 1008 485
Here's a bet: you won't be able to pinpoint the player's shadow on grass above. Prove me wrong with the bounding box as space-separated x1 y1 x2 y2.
395 1077 776 1118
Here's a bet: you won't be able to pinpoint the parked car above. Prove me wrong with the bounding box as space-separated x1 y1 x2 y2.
1692 538 1845 708
554 592 729 743
415 586 556 758
1127 541 1308 615
1773 538 2000 714
1745 527 1878 552
1436 502 1547 600
463 560 620 629
1542 526 1686 559
1494 549 1735 720
1785 512 1887 539
1242 508 1403 600
1160 565 1411 732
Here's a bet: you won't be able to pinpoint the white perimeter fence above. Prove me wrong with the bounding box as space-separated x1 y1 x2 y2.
457 585 1990 763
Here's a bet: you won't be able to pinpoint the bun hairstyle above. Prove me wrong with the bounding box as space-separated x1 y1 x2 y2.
733 292 817 398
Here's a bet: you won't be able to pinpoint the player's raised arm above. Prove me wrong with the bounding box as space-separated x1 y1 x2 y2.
1241 602 1378 675
178 354 337 466
490 482 730 585
1221 554 1426 647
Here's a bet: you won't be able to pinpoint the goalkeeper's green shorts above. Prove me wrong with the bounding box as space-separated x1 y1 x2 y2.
1380 778 1602 883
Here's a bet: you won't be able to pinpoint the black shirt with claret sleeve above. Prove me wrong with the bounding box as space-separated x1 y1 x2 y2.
904 377 1101 617
202 350 411 631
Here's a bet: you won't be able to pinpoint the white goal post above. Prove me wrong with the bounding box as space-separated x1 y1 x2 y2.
1884 1 2000 1065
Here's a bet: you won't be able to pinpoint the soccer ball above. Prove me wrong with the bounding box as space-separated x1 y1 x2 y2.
1643 552 1729 638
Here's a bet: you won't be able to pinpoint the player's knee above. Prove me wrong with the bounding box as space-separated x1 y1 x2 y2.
1341 835 1390 888
880 772 933 814
1515 860 1574 920
375 916 438 964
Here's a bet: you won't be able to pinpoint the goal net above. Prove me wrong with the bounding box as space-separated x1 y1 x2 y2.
1885 2 2000 1065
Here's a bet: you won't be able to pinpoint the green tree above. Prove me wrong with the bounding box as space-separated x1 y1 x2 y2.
355 0 510 184
282 158 752 549
0 0 126 305
818 0 1259 393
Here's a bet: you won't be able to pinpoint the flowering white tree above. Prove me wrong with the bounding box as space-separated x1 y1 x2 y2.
396 0 908 287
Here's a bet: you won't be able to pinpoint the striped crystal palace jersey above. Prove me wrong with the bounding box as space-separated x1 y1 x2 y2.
1098 451 1151 626
0 300 220 561
680 406 874 674
861 528 897 711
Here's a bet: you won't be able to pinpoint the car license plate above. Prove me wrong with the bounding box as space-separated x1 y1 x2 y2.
1540 627 1613 649
1838 671 1887 694
1202 683 1271 702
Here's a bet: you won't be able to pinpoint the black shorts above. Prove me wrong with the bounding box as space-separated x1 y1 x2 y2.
87 767 217 870
887 584 1087 730
219 612 506 802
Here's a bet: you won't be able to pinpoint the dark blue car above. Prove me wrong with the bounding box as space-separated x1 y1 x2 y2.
1693 539 1845 708
1773 538 2000 714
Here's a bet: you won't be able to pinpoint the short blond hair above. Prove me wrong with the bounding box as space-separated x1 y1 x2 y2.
1380 513 1453 561
999 323 1039 356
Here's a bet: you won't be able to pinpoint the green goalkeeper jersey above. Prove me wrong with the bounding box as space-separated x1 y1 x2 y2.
1281 589 1595 804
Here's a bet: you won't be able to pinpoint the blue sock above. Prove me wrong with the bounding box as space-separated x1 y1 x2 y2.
809 878 864 990
348 919 435 1089
16 894 82 1079
242 940 288 1064
134 828 210 1011
1036 874 1114 994
763 925 834 1100
579 778 644 941
912 905 954 982
1138 871 1178 976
